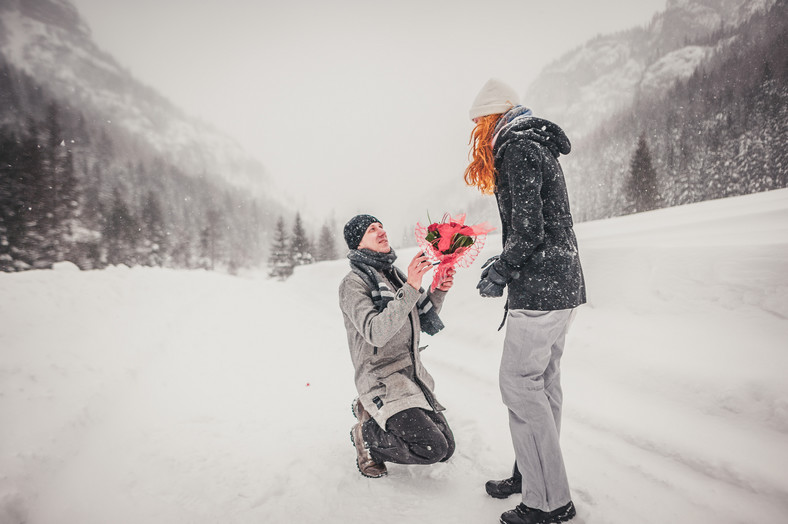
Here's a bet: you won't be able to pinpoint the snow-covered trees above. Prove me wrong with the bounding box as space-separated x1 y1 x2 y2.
266 214 342 280
0 106 81 271
559 1 788 221
0 54 275 273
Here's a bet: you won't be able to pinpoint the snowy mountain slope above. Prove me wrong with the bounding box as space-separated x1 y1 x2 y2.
0 0 270 194
639 44 713 95
1 188 787 523
525 0 777 139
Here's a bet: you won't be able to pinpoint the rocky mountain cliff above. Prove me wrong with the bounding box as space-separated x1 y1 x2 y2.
0 0 269 194
526 0 777 139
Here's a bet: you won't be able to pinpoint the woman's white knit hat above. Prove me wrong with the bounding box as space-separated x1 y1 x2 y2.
469 78 520 120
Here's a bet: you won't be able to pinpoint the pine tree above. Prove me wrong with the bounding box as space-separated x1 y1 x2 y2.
268 216 294 280
14 121 46 268
105 188 138 266
315 222 339 261
0 131 21 270
52 144 80 263
289 212 314 265
140 190 167 266
30 102 63 265
625 134 660 214
199 207 223 270
0 59 18 115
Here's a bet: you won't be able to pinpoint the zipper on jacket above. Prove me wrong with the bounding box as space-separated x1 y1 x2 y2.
409 313 437 411
373 346 378 356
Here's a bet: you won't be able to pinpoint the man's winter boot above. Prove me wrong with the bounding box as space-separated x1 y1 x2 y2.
351 397 371 424
350 422 387 478
486 462 522 498
500 501 576 524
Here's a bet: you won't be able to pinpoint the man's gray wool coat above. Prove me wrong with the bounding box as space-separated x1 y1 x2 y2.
339 269 447 429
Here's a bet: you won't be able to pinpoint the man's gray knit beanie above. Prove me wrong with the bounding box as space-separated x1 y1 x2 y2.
344 214 381 250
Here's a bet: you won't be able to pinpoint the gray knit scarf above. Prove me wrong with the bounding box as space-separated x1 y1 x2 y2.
491 105 533 148
347 248 444 336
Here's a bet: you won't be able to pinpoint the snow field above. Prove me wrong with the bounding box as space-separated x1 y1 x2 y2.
1 188 787 523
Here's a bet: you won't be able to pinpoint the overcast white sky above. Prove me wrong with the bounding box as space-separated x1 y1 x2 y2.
69 0 666 239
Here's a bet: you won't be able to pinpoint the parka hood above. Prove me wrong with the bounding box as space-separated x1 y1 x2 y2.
495 116 571 158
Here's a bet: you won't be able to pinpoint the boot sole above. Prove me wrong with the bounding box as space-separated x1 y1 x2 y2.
549 505 576 523
499 505 576 524
349 427 387 479
488 491 516 499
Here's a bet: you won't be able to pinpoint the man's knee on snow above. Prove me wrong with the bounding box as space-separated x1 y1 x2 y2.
440 436 456 462
413 432 450 463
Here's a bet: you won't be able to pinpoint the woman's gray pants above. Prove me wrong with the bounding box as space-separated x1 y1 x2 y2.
500 308 576 512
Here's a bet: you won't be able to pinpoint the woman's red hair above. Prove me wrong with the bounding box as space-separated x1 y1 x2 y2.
463 114 501 195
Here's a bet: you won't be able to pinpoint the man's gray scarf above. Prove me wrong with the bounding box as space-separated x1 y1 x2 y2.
347 248 444 336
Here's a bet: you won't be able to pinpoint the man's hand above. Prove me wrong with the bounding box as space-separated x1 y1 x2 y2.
436 268 456 291
476 256 518 298
406 252 432 290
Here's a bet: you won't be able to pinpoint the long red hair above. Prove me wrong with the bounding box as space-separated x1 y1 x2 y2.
463 114 502 194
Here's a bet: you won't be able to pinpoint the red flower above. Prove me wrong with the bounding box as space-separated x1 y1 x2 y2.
415 213 496 291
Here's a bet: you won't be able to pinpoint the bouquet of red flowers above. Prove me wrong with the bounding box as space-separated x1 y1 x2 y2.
415 213 495 291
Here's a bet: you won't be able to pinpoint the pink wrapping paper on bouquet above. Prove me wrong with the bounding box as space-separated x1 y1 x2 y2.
415 213 496 291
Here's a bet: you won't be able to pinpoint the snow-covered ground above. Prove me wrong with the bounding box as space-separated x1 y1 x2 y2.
2 189 787 524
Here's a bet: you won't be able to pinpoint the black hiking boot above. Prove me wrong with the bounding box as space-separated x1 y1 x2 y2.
500 501 576 524
486 462 522 499
486 474 522 499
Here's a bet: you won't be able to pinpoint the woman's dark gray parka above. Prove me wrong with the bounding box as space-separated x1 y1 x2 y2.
493 116 586 311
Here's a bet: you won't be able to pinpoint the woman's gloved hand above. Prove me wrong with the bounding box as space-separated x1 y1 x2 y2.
477 256 519 298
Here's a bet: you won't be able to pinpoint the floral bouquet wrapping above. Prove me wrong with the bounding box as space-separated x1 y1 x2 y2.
415 213 496 291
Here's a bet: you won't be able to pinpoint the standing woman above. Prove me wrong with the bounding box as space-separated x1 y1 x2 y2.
465 79 586 524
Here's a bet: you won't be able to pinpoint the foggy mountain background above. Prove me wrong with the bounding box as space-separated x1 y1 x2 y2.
539 0 788 221
0 0 284 272
0 0 786 274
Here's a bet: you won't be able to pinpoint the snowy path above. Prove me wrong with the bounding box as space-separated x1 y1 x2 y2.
1 189 787 523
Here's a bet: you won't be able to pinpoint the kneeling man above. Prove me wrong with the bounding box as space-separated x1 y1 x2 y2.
338 214 455 477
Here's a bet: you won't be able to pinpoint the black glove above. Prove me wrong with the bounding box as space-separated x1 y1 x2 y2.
477 256 518 298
